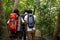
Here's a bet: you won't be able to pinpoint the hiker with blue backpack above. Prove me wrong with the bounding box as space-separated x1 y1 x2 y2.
24 10 36 40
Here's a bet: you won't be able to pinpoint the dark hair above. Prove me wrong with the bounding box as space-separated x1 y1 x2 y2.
13 9 20 16
24 9 28 13
28 10 32 14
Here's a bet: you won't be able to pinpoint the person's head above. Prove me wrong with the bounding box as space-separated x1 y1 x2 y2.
13 9 20 16
24 9 28 14
28 10 32 14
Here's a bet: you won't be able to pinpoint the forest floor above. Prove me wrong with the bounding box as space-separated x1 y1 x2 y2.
7 29 42 40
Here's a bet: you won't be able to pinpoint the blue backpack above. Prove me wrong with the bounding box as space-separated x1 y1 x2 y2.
27 15 35 28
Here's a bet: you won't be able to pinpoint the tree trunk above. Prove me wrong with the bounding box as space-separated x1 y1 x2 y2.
12 0 15 6
0 0 9 40
53 9 60 40
12 0 20 11
33 5 36 14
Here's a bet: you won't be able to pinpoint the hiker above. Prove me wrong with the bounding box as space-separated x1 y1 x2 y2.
24 10 36 40
21 9 28 40
7 9 23 40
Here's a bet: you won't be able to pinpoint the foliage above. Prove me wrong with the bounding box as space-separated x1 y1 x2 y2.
1 0 60 40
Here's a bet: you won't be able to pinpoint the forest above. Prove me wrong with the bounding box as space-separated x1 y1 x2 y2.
0 0 60 40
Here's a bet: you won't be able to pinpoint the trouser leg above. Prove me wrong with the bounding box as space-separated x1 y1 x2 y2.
32 30 35 40
23 26 26 40
9 32 15 40
27 31 32 40
24 30 26 40
19 31 23 40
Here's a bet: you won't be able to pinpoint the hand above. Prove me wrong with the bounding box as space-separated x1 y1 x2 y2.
22 20 26 25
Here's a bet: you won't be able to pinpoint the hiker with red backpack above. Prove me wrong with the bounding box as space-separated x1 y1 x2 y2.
24 10 36 40
7 9 23 40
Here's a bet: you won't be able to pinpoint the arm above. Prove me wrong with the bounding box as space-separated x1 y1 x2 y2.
34 15 36 22
7 19 10 24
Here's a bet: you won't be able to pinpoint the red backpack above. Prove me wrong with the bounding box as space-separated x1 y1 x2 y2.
9 13 18 32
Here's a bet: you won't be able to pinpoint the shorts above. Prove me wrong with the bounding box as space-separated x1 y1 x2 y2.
27 26 36 31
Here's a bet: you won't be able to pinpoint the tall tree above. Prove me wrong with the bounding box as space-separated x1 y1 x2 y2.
53 8 60 40
12 0 20 11
12 0 15 6
0 0 8 40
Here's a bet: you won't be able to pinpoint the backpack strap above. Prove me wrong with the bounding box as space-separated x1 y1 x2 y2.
22 14 27 19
